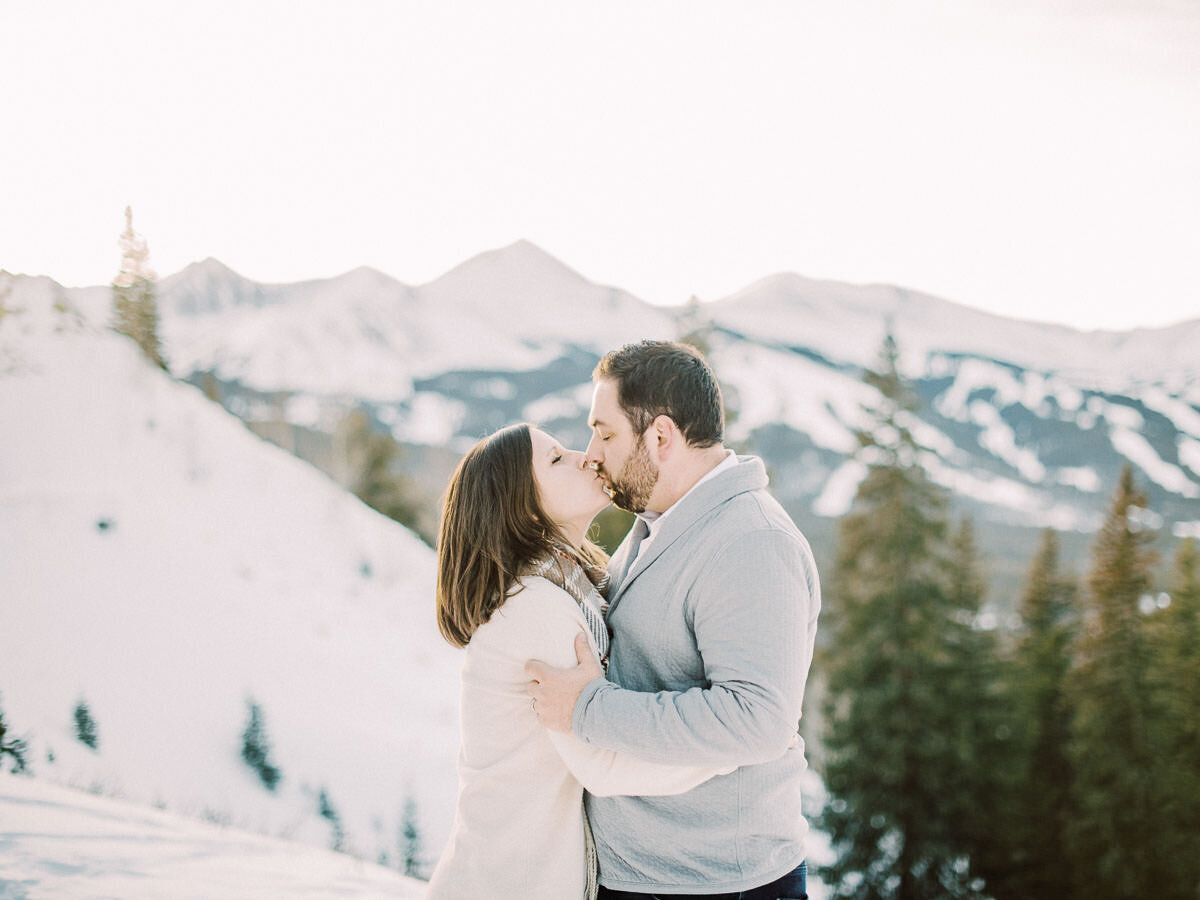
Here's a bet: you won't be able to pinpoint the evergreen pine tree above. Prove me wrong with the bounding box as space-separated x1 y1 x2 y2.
1001 528 1079 899
318 787 345 852
819 334 1000 899
938 518 1009 890
73 699 98 750
336 409 424 537
401 793 422 877
240 701 281 791
1144 538 1200 896
0 694 29 774
111 206 167 370
1065 466 1163 897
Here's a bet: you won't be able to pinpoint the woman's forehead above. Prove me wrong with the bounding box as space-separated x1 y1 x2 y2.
530 427 559 453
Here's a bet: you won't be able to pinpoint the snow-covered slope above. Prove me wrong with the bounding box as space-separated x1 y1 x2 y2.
158 261 427 400
0 772 834 899
0 276 462 873
0 776 426 898
705 331 1200 531
707 272 1200 388
702 282 1200 528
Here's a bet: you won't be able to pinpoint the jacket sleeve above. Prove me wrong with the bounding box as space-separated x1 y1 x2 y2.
572 528 820 768
547 730 732 797
499 580 734 795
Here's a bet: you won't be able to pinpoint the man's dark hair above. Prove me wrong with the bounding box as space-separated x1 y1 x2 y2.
594 340 724 447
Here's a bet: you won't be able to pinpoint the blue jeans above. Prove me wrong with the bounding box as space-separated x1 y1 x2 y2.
597 860 807 900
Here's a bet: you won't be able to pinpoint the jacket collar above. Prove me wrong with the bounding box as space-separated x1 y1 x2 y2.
607 455 768 610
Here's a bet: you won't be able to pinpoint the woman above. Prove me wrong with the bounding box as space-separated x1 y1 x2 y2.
427 423 730 900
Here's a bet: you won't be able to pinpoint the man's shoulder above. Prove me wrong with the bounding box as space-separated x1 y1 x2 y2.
711 482 801 538
697 488 818 577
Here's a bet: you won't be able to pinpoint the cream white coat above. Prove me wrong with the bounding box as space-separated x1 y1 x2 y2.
427 576 729 900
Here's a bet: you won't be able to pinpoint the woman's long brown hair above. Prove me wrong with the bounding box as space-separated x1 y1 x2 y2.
436 423 607 648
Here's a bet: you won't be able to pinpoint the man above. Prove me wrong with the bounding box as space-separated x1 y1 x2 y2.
526 340 821 900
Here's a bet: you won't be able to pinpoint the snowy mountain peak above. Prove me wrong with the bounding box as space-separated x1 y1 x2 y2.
730 270 851 301
160 258 266 316
424 239 594 295
329 265 410 299
341 264 398 284
173 256 246 284
725 272 984 330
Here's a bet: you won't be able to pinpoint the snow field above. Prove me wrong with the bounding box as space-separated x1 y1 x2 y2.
0 312 463 873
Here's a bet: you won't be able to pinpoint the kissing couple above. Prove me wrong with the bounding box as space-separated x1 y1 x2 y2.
428 340 820 900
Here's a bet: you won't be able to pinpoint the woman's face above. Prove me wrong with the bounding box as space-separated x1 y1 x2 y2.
530 427 610 546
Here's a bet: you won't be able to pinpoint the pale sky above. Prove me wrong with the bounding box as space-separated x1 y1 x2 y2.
2 0 1198 330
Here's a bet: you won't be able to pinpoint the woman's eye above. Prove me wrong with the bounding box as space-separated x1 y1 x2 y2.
551 454 562 465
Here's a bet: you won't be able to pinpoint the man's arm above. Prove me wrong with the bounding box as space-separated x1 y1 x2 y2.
545 639 735 797
528 528 819 768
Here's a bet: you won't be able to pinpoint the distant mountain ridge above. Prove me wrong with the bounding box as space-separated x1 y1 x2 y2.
710 271 1200 385
4 242 1198 543
150 245 1200 389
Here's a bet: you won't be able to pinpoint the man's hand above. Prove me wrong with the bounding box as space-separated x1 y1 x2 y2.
524 632 603 733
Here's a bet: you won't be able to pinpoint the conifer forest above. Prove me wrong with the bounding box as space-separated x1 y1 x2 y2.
816 337 1200 899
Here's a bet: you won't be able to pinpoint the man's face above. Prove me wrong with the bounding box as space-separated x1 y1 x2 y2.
585 379 659 513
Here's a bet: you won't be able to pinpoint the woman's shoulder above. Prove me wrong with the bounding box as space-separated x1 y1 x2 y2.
471 576 587 655
500 575 581 619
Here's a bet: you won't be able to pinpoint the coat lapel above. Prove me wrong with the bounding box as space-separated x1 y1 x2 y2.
603 456 768 614
605 518 647 603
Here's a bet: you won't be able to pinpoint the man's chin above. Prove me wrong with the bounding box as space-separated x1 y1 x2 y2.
610 494 643 514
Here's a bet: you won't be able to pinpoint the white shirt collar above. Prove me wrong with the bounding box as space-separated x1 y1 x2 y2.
635 450 737 539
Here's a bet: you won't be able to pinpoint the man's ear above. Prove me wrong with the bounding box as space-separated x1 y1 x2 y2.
650 415 679 459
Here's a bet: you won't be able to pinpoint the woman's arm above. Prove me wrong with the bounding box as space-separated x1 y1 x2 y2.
547 728 733 797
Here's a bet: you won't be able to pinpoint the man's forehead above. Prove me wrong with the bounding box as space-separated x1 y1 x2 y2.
588 379 621 424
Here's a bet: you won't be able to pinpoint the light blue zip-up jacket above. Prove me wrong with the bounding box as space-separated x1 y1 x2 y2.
573 455 821 894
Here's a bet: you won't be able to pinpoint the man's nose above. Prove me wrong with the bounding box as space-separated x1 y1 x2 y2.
584 434 602 465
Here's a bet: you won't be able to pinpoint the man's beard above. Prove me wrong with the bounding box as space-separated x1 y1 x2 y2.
605 436 658 513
